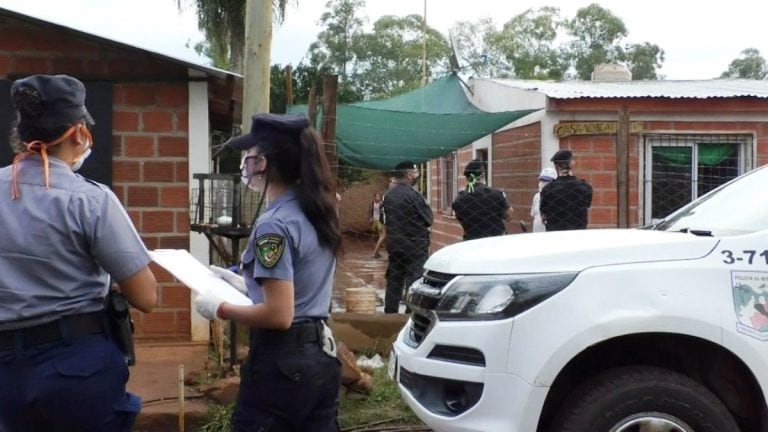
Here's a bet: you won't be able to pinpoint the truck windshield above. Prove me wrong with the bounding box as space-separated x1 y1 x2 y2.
654 165 768 236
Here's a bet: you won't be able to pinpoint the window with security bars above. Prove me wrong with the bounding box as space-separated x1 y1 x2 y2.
643 134 752 224
440 152 458 211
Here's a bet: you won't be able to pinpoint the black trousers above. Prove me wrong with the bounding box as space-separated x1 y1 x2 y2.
384 247 428 313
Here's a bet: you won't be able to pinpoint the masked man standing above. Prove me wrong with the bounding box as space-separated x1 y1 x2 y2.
383 161 433 313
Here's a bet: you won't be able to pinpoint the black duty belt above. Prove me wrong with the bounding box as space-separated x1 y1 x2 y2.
251 319 324 346
0 312 105 351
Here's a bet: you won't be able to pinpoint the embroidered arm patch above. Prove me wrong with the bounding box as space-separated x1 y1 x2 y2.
254 234 286 269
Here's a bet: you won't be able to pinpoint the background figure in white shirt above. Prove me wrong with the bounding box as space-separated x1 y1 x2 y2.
531 168 557 232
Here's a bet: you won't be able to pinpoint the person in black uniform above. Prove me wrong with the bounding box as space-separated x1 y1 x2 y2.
540 150 593 231
0 74 157 431
383 161 433 313
194 113 342 431
452 159 513 240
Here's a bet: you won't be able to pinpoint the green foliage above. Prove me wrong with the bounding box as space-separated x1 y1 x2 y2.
199 403 234 432
309 0 366 82
351 14 450 99
178 0 295 73
449 4 664 81
720 48 768 79
624 42 665 80
338 363 424 429
567 3 627 80
493 7 568 80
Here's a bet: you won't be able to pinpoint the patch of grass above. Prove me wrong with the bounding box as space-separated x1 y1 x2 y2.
338 363 425 430
198 403 234 432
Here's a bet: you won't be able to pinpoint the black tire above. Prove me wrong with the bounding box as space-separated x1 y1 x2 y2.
551 365 739 432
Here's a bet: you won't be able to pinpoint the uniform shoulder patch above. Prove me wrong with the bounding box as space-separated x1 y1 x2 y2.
254 234 286 269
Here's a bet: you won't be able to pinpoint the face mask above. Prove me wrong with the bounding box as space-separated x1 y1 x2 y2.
72 147 92 172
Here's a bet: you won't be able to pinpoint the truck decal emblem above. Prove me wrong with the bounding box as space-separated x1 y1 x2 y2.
732 270 768 341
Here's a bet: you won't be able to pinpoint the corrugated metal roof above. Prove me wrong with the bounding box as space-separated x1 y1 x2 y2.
486 78 768 99
0 7 241 79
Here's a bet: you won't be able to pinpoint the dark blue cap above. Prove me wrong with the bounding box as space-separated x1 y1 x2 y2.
228 113 310 151
550 149 573 163
11 74 94 132
394 160 417 171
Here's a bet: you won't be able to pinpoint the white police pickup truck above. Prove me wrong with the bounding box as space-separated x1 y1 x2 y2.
390 164 768 432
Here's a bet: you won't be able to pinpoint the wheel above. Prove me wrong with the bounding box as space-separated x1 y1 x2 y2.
551 365 739 432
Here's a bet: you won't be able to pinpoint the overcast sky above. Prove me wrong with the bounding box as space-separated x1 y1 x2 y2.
2 0 767 80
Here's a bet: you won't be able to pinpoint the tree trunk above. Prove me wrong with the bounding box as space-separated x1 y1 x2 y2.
242 0 273 129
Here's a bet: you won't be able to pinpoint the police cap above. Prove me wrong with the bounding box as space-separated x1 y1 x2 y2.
228 113 310 151
11 74 95 133
550 149 573 163
394 160 417 171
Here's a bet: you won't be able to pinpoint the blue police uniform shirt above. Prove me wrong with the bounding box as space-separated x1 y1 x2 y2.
241 189 334 321
0 156 151 330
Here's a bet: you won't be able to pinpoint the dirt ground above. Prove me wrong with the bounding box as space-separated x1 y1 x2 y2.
129 233 396 430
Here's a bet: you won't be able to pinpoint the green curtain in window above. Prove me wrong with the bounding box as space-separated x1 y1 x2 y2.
698 144 736 166
654 144 736 167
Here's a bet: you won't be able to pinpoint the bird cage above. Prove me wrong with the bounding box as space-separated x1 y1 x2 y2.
190 173 261 238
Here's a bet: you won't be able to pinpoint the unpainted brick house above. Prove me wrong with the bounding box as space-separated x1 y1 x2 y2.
0 8 243 342
429 77 768 250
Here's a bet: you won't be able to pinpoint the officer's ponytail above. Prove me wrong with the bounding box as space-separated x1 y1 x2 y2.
294 128 341 255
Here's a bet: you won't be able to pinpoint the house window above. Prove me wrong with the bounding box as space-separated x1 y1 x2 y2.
440 152 457 211
643 134 752 223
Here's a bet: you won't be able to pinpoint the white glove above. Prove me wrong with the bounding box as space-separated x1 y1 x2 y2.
210 265 248 295
321 321 337 358
194 291 226 320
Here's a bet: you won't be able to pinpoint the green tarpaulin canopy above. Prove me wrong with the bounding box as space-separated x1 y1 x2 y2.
289 74 537 170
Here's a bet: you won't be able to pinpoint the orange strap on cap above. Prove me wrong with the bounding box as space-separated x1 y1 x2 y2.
11 124 81 200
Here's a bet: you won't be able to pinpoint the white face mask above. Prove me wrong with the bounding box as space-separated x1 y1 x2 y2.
72 147 92 172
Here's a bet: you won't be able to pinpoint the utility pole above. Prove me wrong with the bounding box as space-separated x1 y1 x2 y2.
242 0 273 130
421 0 427 87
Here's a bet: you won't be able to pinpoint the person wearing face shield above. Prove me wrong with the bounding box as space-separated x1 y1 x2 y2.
382 160 434 313
196 113 342 431
531 167 557 233
0 74 158 431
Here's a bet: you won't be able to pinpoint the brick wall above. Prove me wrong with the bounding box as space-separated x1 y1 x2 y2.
0 19 193 340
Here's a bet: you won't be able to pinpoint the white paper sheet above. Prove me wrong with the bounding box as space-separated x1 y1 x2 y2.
149 249 252 306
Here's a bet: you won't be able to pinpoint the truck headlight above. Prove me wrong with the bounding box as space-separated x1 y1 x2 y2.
434 273 577 320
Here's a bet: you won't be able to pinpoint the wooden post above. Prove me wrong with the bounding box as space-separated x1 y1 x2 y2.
178 364 185 432
322 75 339 184
617 106 630 228
285 65 293 108
242 0 272 128
308 85 318 130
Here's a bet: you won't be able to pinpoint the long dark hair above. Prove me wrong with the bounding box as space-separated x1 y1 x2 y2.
264 128 341 255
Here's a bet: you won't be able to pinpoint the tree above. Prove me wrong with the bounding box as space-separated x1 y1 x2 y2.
352 14 450 98
177 0 293 73
624 42 665 80
308 0 366 82
492 7 568 80
449 18 509 78
721 48 768 79
566 3 627 80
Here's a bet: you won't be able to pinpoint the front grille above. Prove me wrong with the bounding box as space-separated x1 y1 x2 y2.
428 345 486 366
406 271 456 346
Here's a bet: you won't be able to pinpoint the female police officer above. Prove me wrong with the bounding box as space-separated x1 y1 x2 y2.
195 113 342 431
0 74 157 431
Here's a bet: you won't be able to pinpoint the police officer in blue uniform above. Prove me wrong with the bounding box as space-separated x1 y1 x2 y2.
0 74 158 431
195 113 342 431
540 149 593 231
451 159 513 240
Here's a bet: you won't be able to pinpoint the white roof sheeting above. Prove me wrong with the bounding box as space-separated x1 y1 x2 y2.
486 78 768 99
